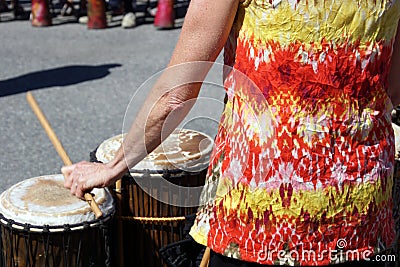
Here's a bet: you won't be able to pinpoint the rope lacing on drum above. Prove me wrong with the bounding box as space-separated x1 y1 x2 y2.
42 225 50 233
83 221 90 230
0 212 115 267
162 169 171 179
131 168 195 176
6 219 14 230
100 219 112 267
41 224 51 267
119 215 186 223
22 224 34 267
130 169 202 184
63 224 71 233
23 224 31 233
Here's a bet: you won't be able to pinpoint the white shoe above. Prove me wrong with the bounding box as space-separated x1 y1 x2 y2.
121 12 136 28
78 15 88 24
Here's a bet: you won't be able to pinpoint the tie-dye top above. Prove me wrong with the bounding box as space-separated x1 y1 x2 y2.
189 0 400 265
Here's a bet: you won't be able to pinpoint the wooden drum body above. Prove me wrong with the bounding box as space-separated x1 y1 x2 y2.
0 174 115 267
93 128 214 267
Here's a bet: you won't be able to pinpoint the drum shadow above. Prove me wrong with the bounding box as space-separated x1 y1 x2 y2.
0 64 122 97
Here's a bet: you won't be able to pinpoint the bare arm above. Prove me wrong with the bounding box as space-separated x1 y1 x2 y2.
389 21 400 106
63 0 239 198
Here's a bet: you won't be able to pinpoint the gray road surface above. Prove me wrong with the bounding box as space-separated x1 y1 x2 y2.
0 4 225 194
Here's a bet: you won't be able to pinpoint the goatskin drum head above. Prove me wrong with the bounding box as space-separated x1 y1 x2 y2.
96 128 214 171
0 174 114 227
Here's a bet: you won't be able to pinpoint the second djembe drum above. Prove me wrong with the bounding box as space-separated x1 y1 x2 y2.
92 128 214 267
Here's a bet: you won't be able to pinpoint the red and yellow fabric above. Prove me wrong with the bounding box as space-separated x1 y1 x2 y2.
190 0 400 265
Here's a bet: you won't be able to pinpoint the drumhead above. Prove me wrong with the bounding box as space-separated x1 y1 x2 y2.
96 128 214 172
0 174 114 227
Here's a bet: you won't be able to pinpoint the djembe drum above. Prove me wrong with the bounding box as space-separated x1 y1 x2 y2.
0 174 115 267
92 128 214 267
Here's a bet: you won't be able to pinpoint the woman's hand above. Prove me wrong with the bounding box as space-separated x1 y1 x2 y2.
62 161 124 199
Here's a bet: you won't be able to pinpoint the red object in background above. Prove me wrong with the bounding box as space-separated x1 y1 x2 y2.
154 0 175 29
31 0 52 27
87 0 107 29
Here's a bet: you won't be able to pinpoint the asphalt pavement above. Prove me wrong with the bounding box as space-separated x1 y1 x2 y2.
0 1 225 194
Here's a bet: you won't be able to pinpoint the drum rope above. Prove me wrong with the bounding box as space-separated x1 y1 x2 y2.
0 211 116 267
42 226 51 266
100 219 112 267
119 215 186 223
131 169 204 177
0 212 114 232
62 230 72 266
22 225 32 266
76 236 83 267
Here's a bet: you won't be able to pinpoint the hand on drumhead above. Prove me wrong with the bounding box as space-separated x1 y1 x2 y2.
61 161 119 199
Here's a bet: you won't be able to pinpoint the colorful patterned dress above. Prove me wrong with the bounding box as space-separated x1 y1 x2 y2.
189 0 400 265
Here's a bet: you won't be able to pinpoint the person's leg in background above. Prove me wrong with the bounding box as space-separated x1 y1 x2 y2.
78 0 86 17
60 0 75 16
121 0 135 28
107 0 135 28
60 0 86 18
11 0 28 19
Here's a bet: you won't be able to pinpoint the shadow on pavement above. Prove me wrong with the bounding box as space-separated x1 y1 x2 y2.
0 64 122 96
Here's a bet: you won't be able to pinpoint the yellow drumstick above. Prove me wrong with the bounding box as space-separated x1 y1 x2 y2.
26 91 103 219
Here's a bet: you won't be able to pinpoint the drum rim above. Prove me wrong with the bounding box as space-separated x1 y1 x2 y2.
92 147 209 176
0 209 114 233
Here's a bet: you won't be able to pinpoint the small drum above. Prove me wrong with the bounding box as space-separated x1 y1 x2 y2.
0 174 115 267
92 128 214 267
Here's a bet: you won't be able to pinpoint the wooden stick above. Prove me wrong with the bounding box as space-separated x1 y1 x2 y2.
26 91 103 219
200 247 211 267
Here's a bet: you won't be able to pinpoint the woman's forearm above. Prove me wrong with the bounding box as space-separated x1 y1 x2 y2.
107 0 239 175
107 77 204 175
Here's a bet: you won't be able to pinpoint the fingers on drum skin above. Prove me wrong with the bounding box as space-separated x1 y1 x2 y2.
70 179 85 199
74 183 86 200
61 165 76 188
70 179 78 195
